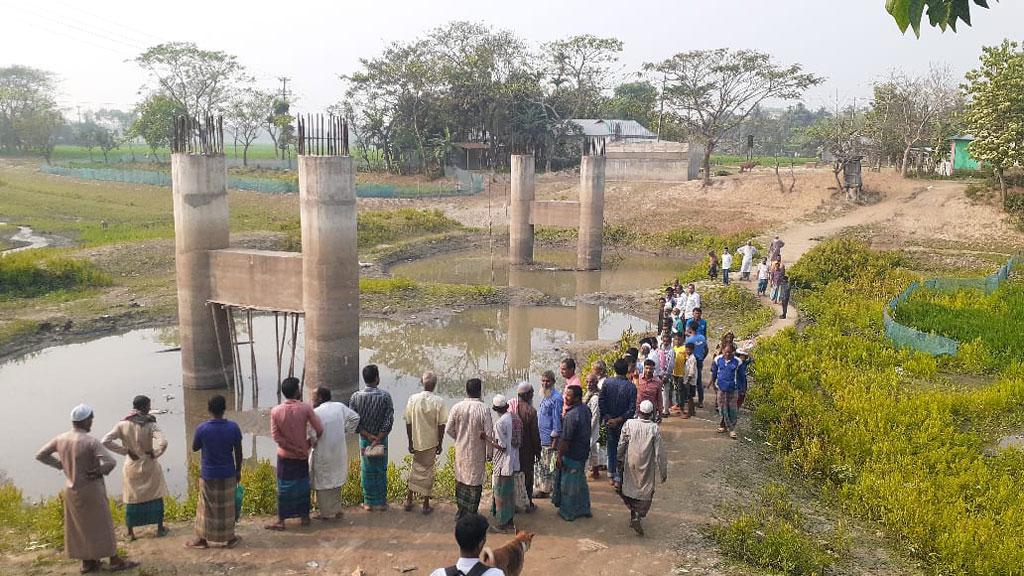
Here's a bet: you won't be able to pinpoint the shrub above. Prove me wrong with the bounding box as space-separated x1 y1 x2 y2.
0 250 111 299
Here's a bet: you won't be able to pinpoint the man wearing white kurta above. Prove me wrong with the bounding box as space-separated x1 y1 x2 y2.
736 241 758 281
102 395 168 540
309 386 360 520
615 400 668 536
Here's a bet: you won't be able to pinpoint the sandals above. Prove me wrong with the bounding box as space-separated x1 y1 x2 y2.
184 539 209 549
422 505 434 516
224 536 242 549
108 560 140 573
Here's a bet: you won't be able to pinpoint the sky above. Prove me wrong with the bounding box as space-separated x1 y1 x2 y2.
2 0 1022 117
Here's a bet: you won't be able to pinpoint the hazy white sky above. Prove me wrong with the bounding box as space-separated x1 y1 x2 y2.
2 0 1022 116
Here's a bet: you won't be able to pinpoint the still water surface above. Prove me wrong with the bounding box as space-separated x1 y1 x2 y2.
1 249 678 498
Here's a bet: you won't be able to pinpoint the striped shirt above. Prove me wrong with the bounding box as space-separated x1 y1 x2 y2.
349 386 394 437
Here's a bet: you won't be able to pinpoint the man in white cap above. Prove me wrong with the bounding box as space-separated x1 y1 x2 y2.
488 394 518 533
36 404 139 573
615 399 667 537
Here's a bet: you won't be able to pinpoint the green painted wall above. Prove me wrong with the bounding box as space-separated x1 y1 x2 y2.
953 139 981 170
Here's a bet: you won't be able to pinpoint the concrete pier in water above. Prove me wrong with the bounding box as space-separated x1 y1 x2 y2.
509 154 536 265
577 154 605 270
171 153 234 390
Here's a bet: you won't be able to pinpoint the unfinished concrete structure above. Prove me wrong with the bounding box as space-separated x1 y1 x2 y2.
509 147 606 270
604 140 704 182
171 115 359 392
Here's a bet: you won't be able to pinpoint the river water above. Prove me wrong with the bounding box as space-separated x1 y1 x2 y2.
1 248 688 498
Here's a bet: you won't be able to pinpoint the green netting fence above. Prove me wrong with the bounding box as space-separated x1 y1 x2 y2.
39 164 484 198
884 254 1022 355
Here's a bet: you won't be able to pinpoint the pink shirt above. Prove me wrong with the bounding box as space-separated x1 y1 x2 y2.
270 399 323 460
562 374 582 416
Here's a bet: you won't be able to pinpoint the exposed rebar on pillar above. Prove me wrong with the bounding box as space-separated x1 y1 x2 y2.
171 121 233 389
578 153 606 270
509 154 535 265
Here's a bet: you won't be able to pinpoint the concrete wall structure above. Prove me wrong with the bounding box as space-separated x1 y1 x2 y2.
172 148 360 393
605 140 704 182
171 154 235 390
507 153 606 270
299 155 359 392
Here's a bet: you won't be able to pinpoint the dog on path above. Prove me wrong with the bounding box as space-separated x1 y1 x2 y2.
480 530 534 576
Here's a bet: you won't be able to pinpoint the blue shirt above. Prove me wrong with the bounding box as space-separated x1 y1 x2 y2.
560 403 592 462
192 418 242 480
737 358 752 392
686 333 708 361
686 318 707 336
599 376 637 429
538 389 563 447
712 356 741 392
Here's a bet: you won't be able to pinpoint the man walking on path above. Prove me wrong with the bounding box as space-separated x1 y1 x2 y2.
350 364 395 512
404 371 448 515
310 386 360 521
446 378 493 519
737 241 757 281
767 235 785 263
653 333 675 418
682 283 701 322
600 358 637 485
102 395 169 540
636 359 664 422
37 404 139 573
534 370 562 498
721 247 734 285
685 326 709 408
554 385 592 521
511 382 541 512
267 377 323 530
780 275 793 319
615 399 667 537
187 395 242 549
489 395 518 533
711 343 742 439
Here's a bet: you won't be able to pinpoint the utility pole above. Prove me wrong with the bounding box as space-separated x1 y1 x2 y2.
657 74 666 141
277 77 292 104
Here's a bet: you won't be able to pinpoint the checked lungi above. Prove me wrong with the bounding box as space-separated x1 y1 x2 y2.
125 497 164 529
455 481 482 519
491 473 515 526
195 477 236 543
552 456 591 521
276 456 311 520
360 437 389 507
621 494 653 519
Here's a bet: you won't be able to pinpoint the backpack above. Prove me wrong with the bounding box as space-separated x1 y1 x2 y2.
445 562 490 576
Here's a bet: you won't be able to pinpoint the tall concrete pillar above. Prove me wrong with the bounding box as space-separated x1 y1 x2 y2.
299 155 359 394
509 154 535 264
577 154 605 270
171 153 233 390
506 267 531 374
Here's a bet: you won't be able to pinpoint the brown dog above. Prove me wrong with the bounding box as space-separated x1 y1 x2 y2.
480 530 534 576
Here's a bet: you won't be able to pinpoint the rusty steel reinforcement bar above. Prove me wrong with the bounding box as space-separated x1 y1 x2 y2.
171 115 225 155
297 113 349 157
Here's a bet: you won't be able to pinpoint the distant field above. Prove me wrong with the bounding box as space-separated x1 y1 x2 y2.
711 154 819 166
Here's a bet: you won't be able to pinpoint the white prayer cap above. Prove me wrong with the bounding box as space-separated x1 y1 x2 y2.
516 382 533 394
71 404 93 422
639 400 655 415
492 394 508 408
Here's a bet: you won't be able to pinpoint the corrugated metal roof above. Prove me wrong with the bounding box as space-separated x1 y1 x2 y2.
569 119 656 139
952 135 975 141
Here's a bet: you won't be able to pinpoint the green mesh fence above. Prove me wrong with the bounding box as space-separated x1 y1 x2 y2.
884 254 1022 356
39 164 484 198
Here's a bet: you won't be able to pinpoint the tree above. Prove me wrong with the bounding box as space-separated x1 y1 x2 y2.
645 49 822 186
130 94 183 162
134 42 249 117
870 67 960 177
15 108 63 162
805 107 868 198
95 108 138 161
887 0 997 37
601 81 658 125
226 87 273 166
0 65 59 152
963 39 1024 202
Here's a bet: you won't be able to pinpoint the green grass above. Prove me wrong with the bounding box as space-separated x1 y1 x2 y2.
752 238 1024 574
536 223 762 254
360 277 501 309
711 154 819 167
707 482 848 576
0 250 111 299
893 278 1024 368
278 208 464 252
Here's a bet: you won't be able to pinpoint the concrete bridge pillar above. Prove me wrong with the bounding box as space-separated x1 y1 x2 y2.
171 153 233 390
577 154 605 270
509 154 535 265
574 271 600 342
299 154 359 394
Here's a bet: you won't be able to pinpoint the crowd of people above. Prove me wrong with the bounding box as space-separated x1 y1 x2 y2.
34 235 791 574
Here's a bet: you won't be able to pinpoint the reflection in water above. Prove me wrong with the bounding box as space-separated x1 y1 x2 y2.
3 248 667 498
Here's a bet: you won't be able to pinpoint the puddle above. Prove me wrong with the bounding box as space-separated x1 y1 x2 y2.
0 223 51 254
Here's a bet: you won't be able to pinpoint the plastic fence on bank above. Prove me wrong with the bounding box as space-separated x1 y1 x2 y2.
884 254 1022 356
39 164 485 198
